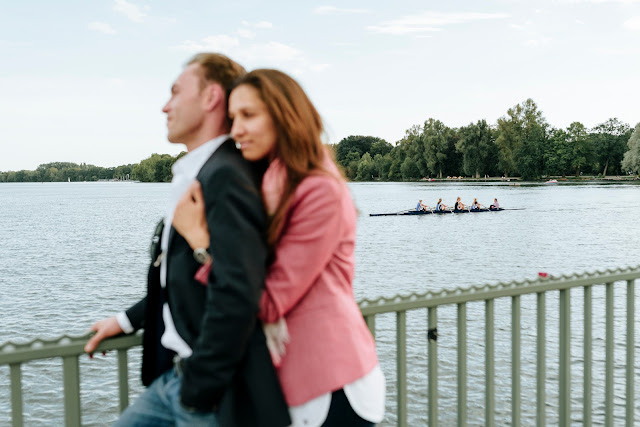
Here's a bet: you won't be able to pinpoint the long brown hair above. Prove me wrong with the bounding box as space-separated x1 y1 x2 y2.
231 69 332 247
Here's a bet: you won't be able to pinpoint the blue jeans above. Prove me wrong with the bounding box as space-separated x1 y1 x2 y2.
113 368 219 427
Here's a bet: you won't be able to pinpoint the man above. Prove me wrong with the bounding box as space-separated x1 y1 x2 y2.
416 199 429 211
84 53 290 427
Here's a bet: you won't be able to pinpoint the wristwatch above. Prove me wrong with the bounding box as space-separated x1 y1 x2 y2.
193 248 211 264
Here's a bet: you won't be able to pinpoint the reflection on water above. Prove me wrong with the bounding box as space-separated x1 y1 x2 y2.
0 181 639 425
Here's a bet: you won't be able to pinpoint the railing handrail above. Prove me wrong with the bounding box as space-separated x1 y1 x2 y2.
2 265 639 361
359 265 640 315
0 332 142 365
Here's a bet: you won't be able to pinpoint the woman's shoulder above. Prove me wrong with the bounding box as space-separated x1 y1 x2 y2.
296 171 344 201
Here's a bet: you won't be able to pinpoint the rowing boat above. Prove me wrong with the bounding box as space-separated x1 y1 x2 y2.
369 208 506 217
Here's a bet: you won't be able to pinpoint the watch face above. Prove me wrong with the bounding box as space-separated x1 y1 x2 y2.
194 248 210 264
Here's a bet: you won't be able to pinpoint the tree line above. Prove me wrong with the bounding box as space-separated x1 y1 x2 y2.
333 99 640 181
0 153 186 183
3 98 640 183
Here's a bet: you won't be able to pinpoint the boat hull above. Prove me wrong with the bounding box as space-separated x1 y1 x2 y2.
369 208 504 217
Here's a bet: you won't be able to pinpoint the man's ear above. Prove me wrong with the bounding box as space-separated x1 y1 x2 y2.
203 83 223 112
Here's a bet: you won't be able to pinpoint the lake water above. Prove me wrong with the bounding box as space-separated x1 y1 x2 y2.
1 181 639 425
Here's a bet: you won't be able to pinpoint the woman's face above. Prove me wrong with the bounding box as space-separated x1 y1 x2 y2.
229 84 277 162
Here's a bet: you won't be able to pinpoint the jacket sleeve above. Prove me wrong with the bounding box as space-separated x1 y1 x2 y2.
181 162 267 411
125 297 147 331
259 176 343 324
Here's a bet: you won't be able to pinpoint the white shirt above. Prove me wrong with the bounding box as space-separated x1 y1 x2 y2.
117 135 229 359
288 364 386 426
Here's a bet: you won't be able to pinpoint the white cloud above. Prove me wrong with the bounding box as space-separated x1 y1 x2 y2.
314 5 370 15
236 28 255 39
257 41 302 62
0 40 32 47
174 35 240 52
173 37 300 62
88 22 117 35
368 11 509 35
623 16 640 30
309 63 330 72
510 23 525 30
524 36 552 47
113 0 147 23
254 21 273 29
241 20 273 29
576 19 586 24
171 35 324 72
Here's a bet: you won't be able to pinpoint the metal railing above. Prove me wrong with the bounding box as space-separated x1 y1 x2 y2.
360 265 640 426
2 265 640 426
0 333 141 426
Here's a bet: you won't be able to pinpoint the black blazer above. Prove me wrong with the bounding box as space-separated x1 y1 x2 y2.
126 139 290 427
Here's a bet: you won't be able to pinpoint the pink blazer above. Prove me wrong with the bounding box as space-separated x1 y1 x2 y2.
258 163 379 406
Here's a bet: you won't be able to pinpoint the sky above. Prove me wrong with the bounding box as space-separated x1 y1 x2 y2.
1 0 640 172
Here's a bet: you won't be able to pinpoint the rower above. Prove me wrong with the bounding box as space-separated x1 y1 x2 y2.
416 199 429 211
435 198 448 211
471 198 484 210
454 197 466 211
489 198 500 209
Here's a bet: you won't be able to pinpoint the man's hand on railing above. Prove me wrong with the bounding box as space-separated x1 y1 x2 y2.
84 316 123 355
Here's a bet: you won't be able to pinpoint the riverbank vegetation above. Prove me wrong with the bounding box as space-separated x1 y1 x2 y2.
334 99 640 181
2 99 639 183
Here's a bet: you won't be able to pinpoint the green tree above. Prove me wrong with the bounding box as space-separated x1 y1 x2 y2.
456 120 495 178
566 122 591 176
131 153 177 182
590 118 631 176
544 128 571 176
373 153 391 179
342 151 361 180
387 146 405 181
335 136 388 169
496 99 547 179
400 157 421 180
622 122 640 174
356 153 374 181
421 119 452 178
369 140 393 158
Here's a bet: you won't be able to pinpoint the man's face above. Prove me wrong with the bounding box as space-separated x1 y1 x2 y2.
162 63 207 145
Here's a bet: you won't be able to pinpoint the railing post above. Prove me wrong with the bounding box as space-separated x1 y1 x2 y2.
397 311 407 427
365 314 376 339
428 307 438 427
485 299 495 427
626 280 635 426
10 363 23 427
605 282 613 427
117 349 130 413
536 292 546 427
584 286 592 427
512 295 521 426
559 288 571 427
63 355 81 427
457 303 467 426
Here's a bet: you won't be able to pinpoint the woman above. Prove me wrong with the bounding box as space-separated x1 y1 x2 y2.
490 198 500 209
454 196 466 211
435 198 448 212
471 198 484 210
173 69 385 427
